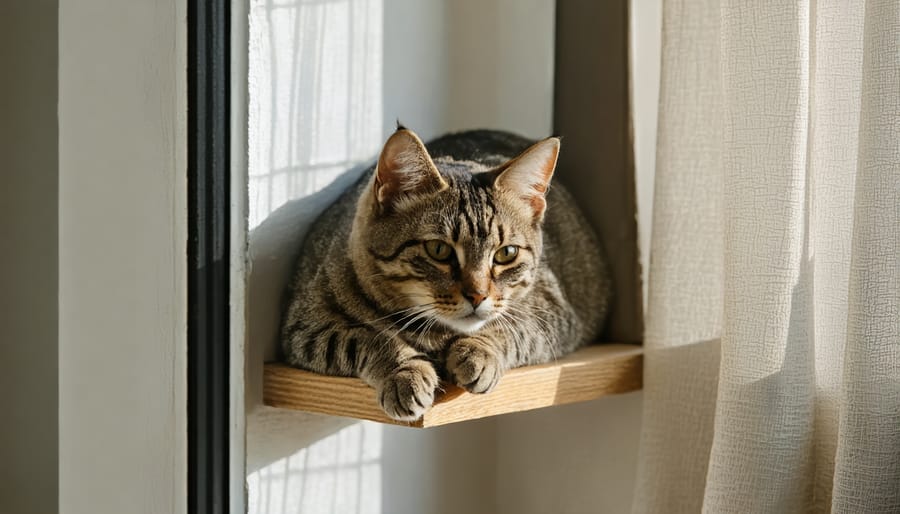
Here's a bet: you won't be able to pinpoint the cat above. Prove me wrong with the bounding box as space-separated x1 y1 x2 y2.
281 127 612 421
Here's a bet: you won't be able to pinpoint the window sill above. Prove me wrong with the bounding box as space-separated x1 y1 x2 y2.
263 343 642 428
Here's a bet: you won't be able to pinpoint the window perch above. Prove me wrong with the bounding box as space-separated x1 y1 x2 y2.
264 343 642 428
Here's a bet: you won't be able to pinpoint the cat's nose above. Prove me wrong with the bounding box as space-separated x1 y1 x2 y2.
463 291 487 308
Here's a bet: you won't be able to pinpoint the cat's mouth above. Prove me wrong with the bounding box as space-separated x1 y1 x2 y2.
439 312 490 335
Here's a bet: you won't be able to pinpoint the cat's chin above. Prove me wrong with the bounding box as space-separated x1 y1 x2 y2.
440 314 489 335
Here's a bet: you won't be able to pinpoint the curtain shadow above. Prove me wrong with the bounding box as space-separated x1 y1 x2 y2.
247 164 368 406
702 246 817 510
632 338 721 513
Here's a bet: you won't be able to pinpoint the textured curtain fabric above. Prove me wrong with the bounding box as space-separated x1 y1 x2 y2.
633 1 900 512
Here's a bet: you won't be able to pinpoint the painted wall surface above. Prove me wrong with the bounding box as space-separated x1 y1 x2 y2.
58 1 187 513
0 3 59 514
496 393 643 513
247 0 660 512
632 0 662 309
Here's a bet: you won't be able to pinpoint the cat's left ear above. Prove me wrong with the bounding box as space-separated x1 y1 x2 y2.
494 137 560 221
374 128 448 213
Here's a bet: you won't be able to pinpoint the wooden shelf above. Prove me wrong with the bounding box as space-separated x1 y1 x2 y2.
263 343 642 428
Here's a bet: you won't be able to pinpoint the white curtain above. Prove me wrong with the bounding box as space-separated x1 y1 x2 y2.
633 0 900 512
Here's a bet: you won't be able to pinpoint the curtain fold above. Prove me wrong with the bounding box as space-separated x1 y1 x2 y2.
634 0 900 512
632 0 723 511
832 2 900 511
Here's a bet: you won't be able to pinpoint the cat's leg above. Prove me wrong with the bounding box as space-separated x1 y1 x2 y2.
444 333 507 394
283 320 438 421
359 341 439 421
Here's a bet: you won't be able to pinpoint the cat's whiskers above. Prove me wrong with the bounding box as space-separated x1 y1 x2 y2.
412 315 440 350
393 308 436 338
505 308 553 342
379 306 442 349
356 302 436 327
501 307 558 364
495 313 526 366
505 304 554 333
372 304 437 343
519 304 559 320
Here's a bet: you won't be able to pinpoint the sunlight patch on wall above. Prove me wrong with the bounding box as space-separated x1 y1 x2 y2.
248 422 384 514
249 0 384 229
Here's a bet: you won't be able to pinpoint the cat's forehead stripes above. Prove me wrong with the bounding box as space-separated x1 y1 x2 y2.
445 174 498 243
445 182 501 269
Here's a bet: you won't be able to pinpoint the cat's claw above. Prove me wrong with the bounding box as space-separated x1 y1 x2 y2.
446 338 503 394
377 360 438 421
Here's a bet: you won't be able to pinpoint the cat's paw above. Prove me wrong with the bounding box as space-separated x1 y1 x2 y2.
377 360 439 421
446 338 504 394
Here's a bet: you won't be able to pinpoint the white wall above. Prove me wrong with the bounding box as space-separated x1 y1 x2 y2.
246 0 661 512
58 1 187 513
632 0 662 309
381 0 555 141
0 3 59 514
496 393 644 513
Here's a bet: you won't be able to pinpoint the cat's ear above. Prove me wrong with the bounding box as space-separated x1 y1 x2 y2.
374 128 448 212
494 137 559 221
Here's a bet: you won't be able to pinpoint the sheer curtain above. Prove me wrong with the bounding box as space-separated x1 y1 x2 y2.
633 1 900 512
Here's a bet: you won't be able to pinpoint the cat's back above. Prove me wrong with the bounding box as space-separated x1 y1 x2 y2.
425 129 534 165
541 182 611 340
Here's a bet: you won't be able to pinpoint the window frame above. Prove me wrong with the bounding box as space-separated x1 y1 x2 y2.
187 0 233 511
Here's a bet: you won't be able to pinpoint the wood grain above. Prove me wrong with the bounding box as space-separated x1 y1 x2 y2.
264 344 643 428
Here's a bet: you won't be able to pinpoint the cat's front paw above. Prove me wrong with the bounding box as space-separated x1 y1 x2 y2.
377 360 439 421
446 338 504 394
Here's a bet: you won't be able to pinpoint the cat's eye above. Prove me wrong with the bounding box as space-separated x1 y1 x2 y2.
494 245 519 264
424 240 454 262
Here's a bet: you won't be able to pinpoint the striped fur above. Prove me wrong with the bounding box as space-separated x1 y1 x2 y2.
281 128 612 421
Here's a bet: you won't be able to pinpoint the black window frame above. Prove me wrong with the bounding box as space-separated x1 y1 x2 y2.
187 0 231 512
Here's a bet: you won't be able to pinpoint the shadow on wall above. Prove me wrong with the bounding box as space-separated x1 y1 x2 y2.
246 165 366 408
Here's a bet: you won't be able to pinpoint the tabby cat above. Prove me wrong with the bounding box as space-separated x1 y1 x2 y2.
281 127 611 421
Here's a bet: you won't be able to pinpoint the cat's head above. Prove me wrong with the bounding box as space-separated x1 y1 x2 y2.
350 128 558 335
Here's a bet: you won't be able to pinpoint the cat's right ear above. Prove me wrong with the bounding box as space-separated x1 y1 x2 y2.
374 129 448 213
